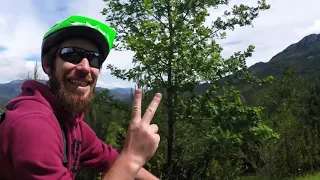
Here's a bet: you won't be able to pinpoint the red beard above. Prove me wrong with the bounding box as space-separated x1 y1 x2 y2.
48 73 94 116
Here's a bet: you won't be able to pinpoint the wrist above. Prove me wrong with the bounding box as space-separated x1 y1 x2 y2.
136 167 159 180
101 153 142 180
118 152 142 175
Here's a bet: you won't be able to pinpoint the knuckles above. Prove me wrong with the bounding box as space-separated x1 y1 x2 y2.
146 108 154 114
132 105 140 111
129 123 160 137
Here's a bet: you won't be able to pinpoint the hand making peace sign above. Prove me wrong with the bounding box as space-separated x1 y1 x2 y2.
121 89 162 169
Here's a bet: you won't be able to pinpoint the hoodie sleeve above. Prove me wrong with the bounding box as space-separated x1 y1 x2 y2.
7 113 73 180
79 122 119 172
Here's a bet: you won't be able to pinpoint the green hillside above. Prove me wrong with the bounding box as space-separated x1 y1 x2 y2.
249 33 320 79
175 33 320 105
236 33 320 103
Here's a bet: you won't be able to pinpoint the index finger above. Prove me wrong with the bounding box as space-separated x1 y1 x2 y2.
131 89 142 122
142 93 162 125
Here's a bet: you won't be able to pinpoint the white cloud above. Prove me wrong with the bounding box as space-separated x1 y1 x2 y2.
65 0 107 22
215 0 320 65
0 0 136 88
0 0 49 56
64 0 320 68
1 0 320 87
0 0 49 83
294 20 320 37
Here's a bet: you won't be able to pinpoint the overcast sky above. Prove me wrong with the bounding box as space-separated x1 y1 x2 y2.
0 0 319 88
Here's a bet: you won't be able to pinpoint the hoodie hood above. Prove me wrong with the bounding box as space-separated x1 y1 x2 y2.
5 80 84 124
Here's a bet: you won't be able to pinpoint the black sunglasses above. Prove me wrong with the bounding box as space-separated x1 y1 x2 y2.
57 47 103 69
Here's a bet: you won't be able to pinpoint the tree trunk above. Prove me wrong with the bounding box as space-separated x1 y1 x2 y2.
166 50 174 169
166 0 174 170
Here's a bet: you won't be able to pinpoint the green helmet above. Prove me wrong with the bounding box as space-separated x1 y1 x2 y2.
41 15 116 68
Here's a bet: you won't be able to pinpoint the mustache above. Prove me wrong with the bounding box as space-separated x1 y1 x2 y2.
65 75 93 82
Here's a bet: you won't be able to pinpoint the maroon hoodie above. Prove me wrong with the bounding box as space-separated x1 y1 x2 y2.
0 80 119 179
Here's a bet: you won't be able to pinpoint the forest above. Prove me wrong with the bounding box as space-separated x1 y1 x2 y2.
75 68 320 180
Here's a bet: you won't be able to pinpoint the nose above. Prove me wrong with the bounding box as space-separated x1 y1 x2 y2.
75 58 90 76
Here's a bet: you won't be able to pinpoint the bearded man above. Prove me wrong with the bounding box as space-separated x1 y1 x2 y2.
0 15 162 180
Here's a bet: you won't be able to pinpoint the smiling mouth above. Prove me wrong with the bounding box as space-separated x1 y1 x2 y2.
68 79 89 87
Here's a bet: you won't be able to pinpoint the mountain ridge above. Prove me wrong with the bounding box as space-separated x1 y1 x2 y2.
248 33 320 79
0 79 133 106
279 33 320 55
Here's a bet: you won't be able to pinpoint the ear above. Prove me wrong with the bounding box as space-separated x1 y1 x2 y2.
41 56 52 75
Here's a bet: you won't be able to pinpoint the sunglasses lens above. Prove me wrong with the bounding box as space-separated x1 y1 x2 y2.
60 47 84 64
86 52 100 68
59 47 101 68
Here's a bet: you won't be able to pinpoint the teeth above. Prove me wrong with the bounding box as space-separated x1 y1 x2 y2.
69 79 88 87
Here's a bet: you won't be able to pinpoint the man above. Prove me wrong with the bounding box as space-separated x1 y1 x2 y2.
0 15 162 180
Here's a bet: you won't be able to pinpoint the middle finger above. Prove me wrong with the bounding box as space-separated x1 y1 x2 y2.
142 93 162 125
131 89 142 123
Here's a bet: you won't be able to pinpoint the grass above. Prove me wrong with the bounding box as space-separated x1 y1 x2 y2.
240 176 262 180
241 172 320 180
295 172 320 180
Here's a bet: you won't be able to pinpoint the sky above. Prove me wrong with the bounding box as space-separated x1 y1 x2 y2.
0 0 319 89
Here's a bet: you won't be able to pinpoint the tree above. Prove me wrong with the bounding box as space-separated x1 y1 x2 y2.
76 89 130 180
101 0 272 178
251 69 320 179
34 61 39 80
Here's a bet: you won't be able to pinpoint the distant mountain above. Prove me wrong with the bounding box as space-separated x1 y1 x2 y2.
190 33 320 103
0 80 133 106
249 33 320 79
